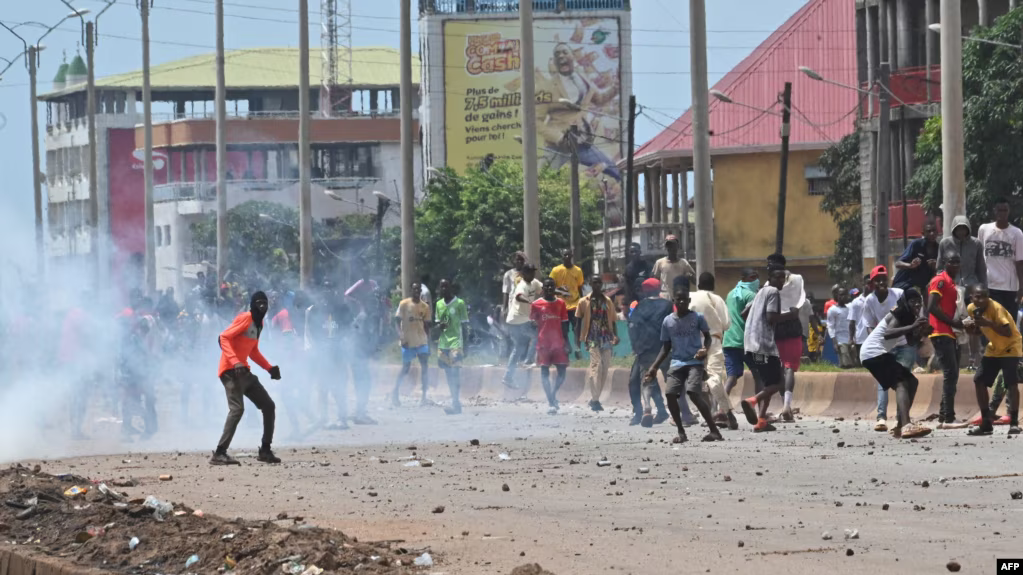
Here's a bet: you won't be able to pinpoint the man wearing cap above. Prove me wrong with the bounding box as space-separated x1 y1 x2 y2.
652 235 696 300
861 266 910 431
623 242 653 309
627 278 682 427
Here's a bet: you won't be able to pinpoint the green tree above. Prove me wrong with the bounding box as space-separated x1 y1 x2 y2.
385 160 602 305
818 131 863 284
906 7 1023 224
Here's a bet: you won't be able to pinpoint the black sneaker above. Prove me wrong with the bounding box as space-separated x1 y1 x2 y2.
653 411 670 425
1009 426 1021 436
628 414 642 426
209 451 240 466
257 448 281 464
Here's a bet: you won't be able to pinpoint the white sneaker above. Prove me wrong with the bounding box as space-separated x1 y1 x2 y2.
874 418 888 432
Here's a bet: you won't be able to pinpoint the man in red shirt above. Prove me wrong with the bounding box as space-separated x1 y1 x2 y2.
927 251 964 428
212 291 283 465
531 278 570 415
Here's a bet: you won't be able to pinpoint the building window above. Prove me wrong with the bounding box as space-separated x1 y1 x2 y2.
805 165 831 197
156 227 162 247
164 225 171 246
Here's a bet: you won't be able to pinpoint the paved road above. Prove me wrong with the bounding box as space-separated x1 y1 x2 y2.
22 401 1023 575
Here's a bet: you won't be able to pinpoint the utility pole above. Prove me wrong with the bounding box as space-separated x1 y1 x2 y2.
601 179 611 273
400 0 415 298
375 196 388 278
690 0 714 276
298 0 313 289
86 22 99 290
624 95 636 270
876 63 892 267
141 0 156 295
28 45 44 281
940 0 965 237
519 0 540 266
568 126 581 263
215 0 228 289
775 82 791 254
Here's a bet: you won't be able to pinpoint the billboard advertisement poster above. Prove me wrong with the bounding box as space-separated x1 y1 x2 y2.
443 17 624 226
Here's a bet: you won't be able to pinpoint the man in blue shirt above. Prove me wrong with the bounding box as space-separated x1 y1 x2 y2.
645 285 723 443
892 222 939 291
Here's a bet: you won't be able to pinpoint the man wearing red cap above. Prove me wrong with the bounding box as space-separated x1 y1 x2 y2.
652 235 696 300
626 278 682 426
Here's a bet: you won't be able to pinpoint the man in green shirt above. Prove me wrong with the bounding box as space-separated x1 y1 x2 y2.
435 279 469 415
723 268 763 396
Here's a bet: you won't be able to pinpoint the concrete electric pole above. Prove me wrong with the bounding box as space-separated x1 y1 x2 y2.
876 62 892 267
299 0 313 290
86 22 99 290
940 0 966 237
28 45 44 281
399 0 416 298
690 0 714 275
140 0 156 294
775 82 791 255
215 0 229 289
519 0 540 266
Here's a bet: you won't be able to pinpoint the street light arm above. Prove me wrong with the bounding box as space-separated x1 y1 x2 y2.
799 65 875 95
57 0 87 45
92 0 116 46
0 21 28 67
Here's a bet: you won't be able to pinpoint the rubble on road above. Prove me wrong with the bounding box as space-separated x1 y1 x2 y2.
0 465 426 574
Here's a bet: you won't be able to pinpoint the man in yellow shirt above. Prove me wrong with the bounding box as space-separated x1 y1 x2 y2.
964 284 1022 436
391 281 433 407
550 248 586 358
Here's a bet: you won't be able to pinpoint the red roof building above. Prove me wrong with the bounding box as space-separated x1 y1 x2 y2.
597 0 859 294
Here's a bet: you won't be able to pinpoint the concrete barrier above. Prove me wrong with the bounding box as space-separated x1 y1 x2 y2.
0 548 106 575
382 363 984 420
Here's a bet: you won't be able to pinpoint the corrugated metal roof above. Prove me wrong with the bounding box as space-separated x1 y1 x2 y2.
41 46 420 98
635 0 858 162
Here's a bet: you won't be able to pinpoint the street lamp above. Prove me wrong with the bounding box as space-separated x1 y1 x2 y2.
928 23 1023 49
709 89 785 116
799 65 876 95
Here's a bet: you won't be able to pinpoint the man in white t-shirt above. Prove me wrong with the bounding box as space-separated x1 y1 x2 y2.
847 276 872 367
651 235 696 299
502 263 543 388
977 199 1023 321
860 265 910 431
689 272 736 430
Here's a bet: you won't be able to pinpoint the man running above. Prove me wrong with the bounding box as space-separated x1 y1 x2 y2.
964 284 1022 436
927 251 965 428
769 253 807 421
503 263 543 388
627 278 678 427
724 268 762 396
576 274 619 412
652 235 696 298
859 288 932 439
689 272 738 430
211 291 282 465
531 278 571 414
739 263 799 432
645 285 724 443
392 281 432 407
435 279 469 415
551 249 586 358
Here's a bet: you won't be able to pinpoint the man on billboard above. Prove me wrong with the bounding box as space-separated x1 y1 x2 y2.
537 43 621 183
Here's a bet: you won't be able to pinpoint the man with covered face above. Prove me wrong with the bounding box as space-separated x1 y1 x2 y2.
211 291 283 465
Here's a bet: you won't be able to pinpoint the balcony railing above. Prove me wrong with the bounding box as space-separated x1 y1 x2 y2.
154 177 380 203
421 0 628 14
861 65 941 117
147 108 411 123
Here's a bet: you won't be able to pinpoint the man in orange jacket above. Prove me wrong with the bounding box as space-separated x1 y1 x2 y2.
211 291 283 465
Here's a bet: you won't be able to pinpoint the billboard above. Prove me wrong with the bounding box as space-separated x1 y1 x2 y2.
443 17 625 225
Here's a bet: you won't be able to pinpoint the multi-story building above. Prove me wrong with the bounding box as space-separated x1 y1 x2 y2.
854 0 1010 268
39 46 422 296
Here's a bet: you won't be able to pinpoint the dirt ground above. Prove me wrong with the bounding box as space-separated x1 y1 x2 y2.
12 401 1023 575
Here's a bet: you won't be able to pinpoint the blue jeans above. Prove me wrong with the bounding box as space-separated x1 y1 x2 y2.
503 323 536 384
878 345 917 420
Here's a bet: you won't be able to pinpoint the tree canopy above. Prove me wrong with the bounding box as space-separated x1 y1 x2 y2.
818 131 863 284
386 161 602 306
906 7 1023 224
